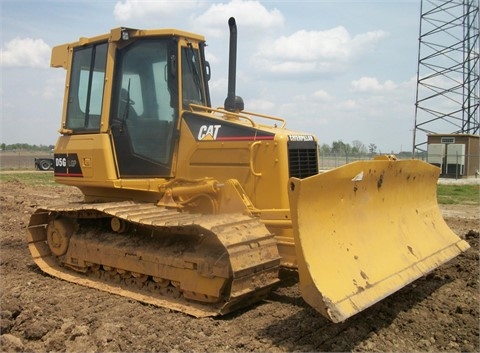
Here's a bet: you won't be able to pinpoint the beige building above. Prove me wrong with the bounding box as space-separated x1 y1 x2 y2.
427 134 479 178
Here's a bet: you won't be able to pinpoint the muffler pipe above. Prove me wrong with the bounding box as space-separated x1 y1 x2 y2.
224 17 244 112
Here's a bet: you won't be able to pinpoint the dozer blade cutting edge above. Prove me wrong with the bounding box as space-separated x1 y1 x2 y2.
288 159 470 323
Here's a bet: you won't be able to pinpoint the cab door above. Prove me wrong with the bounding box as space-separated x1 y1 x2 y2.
110 39 178 177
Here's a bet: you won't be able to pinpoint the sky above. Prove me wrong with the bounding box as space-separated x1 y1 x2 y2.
1 0 423 153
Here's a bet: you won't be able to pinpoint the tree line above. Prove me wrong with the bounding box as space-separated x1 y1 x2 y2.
1 143 54 152
319 140 377 156
319 140 413 158
1 141 415 158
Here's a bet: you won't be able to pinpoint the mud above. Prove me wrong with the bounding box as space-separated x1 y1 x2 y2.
1 178 478 352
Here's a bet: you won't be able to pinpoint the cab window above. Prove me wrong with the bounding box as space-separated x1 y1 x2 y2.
181 46 205 109
66 42 107 131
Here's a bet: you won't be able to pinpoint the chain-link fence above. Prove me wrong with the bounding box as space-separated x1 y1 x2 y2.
319 152 480 179
318 153 415 170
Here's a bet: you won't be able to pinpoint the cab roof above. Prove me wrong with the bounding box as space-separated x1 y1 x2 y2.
51 27 206 68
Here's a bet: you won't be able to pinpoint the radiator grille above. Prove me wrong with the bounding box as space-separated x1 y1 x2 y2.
288 141 318 179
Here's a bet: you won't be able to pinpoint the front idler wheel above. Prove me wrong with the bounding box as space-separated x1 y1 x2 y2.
46 218 74 256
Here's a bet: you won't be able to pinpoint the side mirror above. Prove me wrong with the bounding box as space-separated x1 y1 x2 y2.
205 61 211 81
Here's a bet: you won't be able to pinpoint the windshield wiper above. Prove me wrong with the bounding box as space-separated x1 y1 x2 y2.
120 78 131 132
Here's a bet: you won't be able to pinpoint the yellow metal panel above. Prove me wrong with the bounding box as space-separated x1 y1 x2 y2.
54 134 118 183
50 44 69 68
288 159 470 322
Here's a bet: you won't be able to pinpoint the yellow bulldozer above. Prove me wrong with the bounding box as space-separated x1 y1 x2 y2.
28 18 469 323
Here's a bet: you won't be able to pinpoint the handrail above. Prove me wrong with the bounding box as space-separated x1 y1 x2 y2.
189 104 286 129
249 141 263 177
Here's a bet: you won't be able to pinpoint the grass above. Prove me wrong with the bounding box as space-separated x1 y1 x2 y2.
437 184 480 205
0 171 57 186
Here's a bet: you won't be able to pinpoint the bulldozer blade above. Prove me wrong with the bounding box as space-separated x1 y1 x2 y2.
288 159 470 323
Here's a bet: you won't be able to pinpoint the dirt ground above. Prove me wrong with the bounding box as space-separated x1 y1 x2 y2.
0 176 478 352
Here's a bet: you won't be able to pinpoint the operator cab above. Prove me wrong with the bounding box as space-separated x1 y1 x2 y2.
59 28 210 178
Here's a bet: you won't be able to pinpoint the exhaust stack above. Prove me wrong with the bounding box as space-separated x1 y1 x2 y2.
224 17 244 112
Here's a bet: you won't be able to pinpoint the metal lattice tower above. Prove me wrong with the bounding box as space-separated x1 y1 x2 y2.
413 0 479 155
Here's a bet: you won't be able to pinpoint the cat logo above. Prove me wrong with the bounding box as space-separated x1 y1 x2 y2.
198 124 222 140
